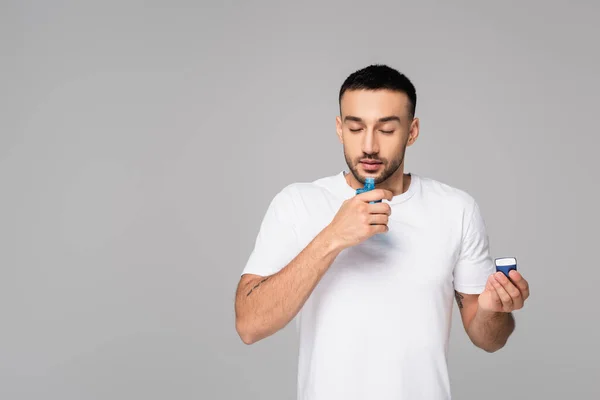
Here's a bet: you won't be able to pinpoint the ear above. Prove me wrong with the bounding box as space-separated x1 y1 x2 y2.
406 117 420 147
335 115 344 144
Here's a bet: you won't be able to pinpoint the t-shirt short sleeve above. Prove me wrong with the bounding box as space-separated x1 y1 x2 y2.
453 199 495 294
241 186 302 277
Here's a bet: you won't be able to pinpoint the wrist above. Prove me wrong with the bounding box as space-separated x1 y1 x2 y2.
318 226 346 255
476 303 510 320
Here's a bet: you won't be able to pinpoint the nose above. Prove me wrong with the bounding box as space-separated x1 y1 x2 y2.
361 128 379 155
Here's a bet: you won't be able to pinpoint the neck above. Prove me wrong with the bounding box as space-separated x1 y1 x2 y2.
345 166 411 197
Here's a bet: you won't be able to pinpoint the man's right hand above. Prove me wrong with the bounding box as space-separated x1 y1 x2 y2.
235 188 393 345
325 188 393 250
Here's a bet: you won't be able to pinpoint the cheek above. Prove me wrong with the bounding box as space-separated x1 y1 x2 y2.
342 132 362 147
342 144 363 161
380 136 405 156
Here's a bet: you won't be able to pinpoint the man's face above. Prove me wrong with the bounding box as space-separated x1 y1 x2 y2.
336 89 418 185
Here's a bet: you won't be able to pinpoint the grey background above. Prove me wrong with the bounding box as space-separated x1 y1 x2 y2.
1 0 599 399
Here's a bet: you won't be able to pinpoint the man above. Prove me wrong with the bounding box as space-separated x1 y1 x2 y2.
234 64 530 400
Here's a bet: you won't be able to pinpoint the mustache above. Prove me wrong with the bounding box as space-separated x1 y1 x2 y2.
357 156 386 163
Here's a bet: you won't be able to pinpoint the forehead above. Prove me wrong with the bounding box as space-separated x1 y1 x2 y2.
340 89 410 120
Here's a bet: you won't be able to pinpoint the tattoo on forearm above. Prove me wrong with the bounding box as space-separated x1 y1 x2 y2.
454 291 464 309
247 277 270 296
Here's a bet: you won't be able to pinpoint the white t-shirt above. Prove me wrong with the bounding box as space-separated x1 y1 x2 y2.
242 171 495 400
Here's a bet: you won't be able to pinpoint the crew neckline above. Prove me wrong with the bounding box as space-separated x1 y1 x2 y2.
333 170 419 205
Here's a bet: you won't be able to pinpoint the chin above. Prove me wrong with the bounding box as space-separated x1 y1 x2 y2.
356 171 383 183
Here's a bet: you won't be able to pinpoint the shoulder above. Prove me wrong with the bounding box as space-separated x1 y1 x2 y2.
416 174 478 214
418 175 476 204
273 172 343 202
267 172 346 225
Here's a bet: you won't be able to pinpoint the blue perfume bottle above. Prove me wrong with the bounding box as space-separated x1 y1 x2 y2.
495 257 517 277
355 177 381 204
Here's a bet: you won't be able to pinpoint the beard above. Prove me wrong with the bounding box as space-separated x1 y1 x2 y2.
344 144 407 185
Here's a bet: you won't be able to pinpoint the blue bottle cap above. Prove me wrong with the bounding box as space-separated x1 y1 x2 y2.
364 177 376 191
361 177 380 203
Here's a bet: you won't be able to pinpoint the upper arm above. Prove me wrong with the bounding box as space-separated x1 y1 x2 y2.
453 199 495 294
455 290 479 331
453 199 495 331
236 273 263 297
241 186 302 277
235 273 271 320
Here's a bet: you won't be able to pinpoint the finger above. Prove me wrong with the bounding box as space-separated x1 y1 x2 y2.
487 277 503 308
369 223 389 235
508 270 530 300
358 188 394 202
367 202 392 215
491 275 513 311
368 214 389 225
495 272 523 309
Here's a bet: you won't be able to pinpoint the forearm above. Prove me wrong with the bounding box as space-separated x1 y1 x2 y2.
235 228 342 344
467 306 515 352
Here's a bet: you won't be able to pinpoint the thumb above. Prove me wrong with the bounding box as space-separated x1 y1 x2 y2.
359 188 393 202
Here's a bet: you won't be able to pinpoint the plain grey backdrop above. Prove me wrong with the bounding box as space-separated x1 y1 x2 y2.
2 1 599 399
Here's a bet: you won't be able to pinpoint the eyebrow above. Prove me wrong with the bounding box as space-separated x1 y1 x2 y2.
343 115 401 123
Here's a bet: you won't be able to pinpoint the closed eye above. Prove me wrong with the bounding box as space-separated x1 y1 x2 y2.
380 130 394 134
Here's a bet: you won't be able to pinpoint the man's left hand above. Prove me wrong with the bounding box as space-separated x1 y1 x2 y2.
478 270 530 313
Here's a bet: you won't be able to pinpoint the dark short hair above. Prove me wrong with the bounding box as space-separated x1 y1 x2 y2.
338 64 417 117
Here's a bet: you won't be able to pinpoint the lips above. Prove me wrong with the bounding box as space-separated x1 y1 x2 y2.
361 161 382 165
360 161 382 171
